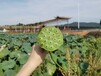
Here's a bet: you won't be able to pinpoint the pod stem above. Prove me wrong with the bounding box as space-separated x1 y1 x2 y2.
49 52 66 76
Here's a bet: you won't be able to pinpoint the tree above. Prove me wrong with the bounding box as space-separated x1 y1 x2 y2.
16 23 24 26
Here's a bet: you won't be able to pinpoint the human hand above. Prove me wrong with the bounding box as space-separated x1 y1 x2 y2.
16 45 47 76
28 45 47 65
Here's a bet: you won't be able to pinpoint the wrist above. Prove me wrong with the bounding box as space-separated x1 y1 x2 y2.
27 55 43 68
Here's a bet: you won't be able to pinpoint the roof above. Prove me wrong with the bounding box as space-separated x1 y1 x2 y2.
55 16 71 19
40 16 71 24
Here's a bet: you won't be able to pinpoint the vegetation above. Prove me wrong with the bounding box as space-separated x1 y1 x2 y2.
69 22 100 29
0 33 101 76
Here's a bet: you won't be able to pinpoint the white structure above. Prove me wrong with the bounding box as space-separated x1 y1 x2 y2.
41 16 70 26
3 29 8 32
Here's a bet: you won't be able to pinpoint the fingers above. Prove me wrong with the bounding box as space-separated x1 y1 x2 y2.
31 45 48 59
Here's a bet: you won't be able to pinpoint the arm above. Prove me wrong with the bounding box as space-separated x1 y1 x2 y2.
16 45 47 76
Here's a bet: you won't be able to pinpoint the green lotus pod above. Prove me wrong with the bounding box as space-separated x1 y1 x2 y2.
37 26 63 51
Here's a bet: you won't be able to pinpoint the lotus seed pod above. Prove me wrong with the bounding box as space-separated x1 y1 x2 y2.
37 26 63 51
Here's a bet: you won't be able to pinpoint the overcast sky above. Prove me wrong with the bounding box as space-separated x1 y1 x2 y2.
0 0 101 25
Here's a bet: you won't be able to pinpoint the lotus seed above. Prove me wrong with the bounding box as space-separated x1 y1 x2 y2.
37 26 63 51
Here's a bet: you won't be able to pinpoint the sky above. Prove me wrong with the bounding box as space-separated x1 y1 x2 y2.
0 0 101 25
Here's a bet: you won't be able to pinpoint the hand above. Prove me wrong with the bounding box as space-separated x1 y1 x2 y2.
28 45 47 63
16 45 47 76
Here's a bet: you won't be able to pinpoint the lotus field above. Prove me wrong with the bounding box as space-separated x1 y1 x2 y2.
0 33 101 76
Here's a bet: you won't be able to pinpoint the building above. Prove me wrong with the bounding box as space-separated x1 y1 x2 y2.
40 16 71 30
0 16 71 33
40 16 70 26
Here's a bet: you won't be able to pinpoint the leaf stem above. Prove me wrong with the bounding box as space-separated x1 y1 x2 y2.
49 52 66 76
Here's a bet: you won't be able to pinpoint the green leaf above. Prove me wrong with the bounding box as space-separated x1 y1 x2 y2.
62 62 68 72
1 60 16 70
0 48 10 58
80 62 89 71
57 57 68 72
46 63 56 76
10 51 21 58
79 46 88 55
21 42 32 53
77 66 82 76
32 67 42 76
51 53 58 63
11 38 22 46
0 64 4 76
57 57 66 64
58 45 66 55
4 69 16 76
14 64 21 73
18 53 28 64
70 49 76 54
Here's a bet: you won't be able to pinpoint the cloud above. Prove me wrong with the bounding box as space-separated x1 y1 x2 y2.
0 0 101 25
